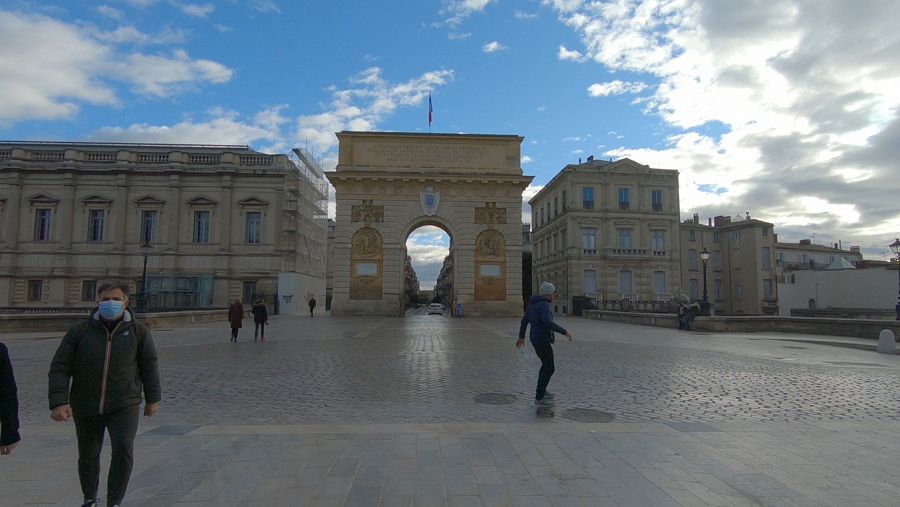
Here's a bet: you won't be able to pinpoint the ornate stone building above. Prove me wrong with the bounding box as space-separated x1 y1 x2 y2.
0 142 327 313
530 157 682 314
327 131 532 317
679 213 778 315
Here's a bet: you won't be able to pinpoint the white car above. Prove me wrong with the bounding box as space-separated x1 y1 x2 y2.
427 303 444 315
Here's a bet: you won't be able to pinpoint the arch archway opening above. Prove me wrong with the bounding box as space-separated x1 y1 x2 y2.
403 223 452 316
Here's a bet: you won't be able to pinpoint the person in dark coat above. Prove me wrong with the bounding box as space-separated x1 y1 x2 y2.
228 299 243 343
1 341 20 456
308 296 316 317
48 281 161 507
516 282 573 406
251 300 268 342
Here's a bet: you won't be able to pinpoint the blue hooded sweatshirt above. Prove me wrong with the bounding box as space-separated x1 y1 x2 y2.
519 295 568 346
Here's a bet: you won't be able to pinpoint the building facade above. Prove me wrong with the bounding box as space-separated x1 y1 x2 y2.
679 214 778 315
0 142 327 313
529 157 682 314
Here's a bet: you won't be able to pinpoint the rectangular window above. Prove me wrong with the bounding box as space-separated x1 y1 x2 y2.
194 211 210 243
713 251 722 271
140 210 158 244
763 279 774 299
651 190 663 212
652 271 666 294
34 209 52 241
81 280 97 302
762 227 769 237
618 188 630 210
761 247 771 268
540 207 545 225
88 210 105 242
582 187 594 209
735 284 743 301
242 281 256 304
688 230 696 241
583 270 597 294
713 231 721 243
27 279 43 301
245 211 262 244
617 229 632 249
561 190 566 210
651 230 665 251
688 249 698 270
553 196 558 216
619 270 633 295
732 230 741 240
689 278 699 299
581 228 596 251
714 279 723 301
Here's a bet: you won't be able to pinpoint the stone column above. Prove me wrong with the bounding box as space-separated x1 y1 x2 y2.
5 173 22 250
59 172 76 250
219 175 233 252
167 174 181 252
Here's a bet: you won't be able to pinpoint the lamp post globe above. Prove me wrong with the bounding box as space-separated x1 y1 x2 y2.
138 242 153 313
890 238 900 320
699 247 711 316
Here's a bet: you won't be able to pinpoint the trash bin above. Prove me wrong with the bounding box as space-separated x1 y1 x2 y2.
455 303 463 317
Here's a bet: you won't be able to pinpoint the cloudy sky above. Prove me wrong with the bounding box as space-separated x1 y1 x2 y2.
2 1 899 288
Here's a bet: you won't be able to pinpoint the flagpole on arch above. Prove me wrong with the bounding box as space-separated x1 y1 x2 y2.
428 92 433 133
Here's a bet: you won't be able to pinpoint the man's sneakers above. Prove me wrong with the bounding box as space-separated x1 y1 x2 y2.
81 499 100 507
534 392 555 405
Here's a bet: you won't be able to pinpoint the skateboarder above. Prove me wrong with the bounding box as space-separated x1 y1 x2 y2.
516 282 572 406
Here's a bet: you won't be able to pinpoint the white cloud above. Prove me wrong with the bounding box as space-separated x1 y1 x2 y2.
97 5 125 20
296 67 455 154
482 41 507 53
0 11 232 122
250 0 281 14
178 3 215 17
515 10 538 20
587 80 648 97
93 25 186 45
91 106 288 146
562 136 582 142
521 184 544 224
407 226 451 289
548 0 900 244
557 45 585 62
441 0 494 26
521 155 533 164
447 31 472 40
118 49 233 97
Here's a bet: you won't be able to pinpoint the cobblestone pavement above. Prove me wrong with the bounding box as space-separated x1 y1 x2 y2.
3 314 900 506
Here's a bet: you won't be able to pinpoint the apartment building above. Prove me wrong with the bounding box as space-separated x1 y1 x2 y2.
0 142 327 314
529 157 682 314
679 213 778 315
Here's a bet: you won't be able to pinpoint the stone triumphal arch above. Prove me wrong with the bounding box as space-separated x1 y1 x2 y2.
327 131 533 316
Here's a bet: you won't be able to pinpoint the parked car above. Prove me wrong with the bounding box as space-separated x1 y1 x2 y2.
427 303 444 315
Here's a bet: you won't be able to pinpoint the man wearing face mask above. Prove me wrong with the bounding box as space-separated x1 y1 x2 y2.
49 281 161 507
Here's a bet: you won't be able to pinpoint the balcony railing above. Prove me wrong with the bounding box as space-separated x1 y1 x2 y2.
606 247 648 257
618 202 630 210
652 203 663 212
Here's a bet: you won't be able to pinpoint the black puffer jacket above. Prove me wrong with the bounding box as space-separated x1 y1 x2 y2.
48 309 161 417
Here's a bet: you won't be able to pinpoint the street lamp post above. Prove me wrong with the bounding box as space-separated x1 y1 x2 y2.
890 238 900 321
699 247 711 316
137 242 152 313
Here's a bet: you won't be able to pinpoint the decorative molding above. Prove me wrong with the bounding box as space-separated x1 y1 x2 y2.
80 194 113 207
475 202 507 224
351 199 384 224
236 196 269 207
352 227 383 257
28 193 60 207
133 194 166 207
476 229 505 258
186 196 218 207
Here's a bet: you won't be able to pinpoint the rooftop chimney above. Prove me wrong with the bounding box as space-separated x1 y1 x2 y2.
693 213 699 224
713 215 731 227
587 155 594 162
708 218 712 226
800 239 811 245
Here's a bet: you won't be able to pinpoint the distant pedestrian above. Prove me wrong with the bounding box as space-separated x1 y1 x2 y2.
308 296 317 317
228 299 243 342
48 281 161 507
251 300 268 342
1 341 20 456
516 282 572 406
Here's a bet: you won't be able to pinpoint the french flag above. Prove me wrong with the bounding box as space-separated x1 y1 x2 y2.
428 93 433 126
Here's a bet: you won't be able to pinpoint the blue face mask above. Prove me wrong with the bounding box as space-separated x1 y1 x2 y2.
98 300 126 320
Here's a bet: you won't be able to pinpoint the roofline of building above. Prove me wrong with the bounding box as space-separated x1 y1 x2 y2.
336 131 523 140
529 157 677 205
0 140 257 151
775 242 861 254
680 218 775 229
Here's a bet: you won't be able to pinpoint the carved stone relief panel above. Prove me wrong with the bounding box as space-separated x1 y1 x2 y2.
474 202 508 225
350 227 383 300
351 199 385 225
474 228 507 301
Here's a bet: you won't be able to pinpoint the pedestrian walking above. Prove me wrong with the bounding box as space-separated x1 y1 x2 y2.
251 300 268 342
228 299 243 342
516 282 572 406
308 296 316 317
1 341 20 456
48 281 161 507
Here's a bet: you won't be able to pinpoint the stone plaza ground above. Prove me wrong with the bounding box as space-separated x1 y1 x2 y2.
2 311 899 506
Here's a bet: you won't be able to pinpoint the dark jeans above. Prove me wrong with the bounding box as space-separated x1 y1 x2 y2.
231 327 239 342
254 321 265 340
74 405 141 506
532 341 555 400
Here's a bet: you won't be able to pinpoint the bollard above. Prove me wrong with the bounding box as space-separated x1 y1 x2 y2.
877 329 896 354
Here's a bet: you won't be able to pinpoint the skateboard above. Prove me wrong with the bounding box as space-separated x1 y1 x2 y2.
535 398 555 417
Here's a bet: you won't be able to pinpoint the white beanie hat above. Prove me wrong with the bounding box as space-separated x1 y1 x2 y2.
538 282 556 295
